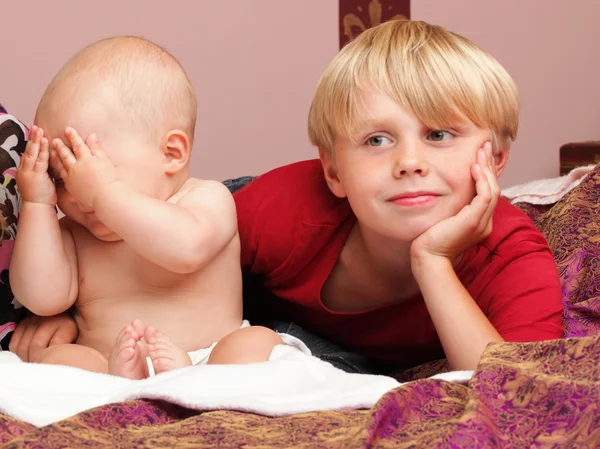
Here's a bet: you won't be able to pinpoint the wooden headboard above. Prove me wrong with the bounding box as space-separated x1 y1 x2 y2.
560 141 600 175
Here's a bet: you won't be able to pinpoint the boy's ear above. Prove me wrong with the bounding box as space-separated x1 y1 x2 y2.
318 148 346 198
161 130 190 175
493 147 510 177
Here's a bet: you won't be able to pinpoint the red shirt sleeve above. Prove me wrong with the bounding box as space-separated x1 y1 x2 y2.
480 239 564 342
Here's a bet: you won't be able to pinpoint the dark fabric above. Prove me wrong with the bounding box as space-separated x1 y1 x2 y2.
258 319 381 374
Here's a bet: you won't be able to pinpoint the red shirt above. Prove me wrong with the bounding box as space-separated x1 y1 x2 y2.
234 159 564 367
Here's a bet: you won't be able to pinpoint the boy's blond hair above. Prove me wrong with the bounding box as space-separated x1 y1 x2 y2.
36 36 197 144
308 20 519 154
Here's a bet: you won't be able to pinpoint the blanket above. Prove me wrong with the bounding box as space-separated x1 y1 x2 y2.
501 164 595 205
1 335 598 448
0 345 471 427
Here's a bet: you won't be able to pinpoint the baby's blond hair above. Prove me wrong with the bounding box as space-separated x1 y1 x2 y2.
308 20 519 154
37 36 197 144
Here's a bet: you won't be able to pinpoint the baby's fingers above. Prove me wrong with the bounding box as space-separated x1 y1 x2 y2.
33 137 50 173
20 126 43 171
65 127 91 159
85 133 112 161
53 138 76 168
49 148 67 180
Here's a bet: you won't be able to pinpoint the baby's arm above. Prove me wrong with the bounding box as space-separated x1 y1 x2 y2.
51 128 237 274
10 127 78 316
93 180 237 273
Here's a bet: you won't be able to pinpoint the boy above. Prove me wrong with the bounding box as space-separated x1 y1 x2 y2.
12 21 564 373
10 36 286 378
233 19 563 371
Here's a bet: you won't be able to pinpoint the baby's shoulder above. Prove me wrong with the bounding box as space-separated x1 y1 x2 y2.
173 178 236 217
173 178 231 199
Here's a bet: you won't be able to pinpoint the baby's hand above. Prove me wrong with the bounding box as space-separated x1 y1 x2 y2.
50 127 119 209
410 141 499 263
16 126 57 206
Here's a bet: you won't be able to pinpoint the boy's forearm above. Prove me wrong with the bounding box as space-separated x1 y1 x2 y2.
10 202 73 315
93 182 209 273
412 255 503 371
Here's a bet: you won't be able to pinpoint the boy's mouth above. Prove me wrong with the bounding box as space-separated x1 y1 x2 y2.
387 191 440 206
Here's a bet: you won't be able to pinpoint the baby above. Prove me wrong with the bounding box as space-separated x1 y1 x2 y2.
10 36 283 378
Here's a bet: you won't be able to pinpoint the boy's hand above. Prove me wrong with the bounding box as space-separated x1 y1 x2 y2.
50 127 119 209
410 141 499 264
16 126 57 206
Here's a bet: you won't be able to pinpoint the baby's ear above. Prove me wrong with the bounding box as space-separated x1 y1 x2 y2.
161 130 190 175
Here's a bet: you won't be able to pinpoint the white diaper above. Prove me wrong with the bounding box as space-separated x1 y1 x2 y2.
146 320 310 376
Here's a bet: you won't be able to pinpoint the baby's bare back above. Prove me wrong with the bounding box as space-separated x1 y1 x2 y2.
70 224 243 358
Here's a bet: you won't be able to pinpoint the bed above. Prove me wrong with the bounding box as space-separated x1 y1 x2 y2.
1 111 599 448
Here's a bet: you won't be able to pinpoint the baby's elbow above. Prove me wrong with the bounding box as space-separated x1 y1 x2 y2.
171 256 206 275
172 233 229 274
169 246 209 274
18 288 73 317
26 301 68 317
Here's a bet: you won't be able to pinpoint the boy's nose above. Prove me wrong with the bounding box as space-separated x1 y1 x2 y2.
391 146 429 178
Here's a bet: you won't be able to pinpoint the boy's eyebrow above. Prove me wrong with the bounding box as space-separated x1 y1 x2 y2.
351 118 394 132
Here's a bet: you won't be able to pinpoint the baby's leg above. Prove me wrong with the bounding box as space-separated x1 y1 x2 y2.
34 344 108 374
145 325 192 375
207 326 283 365
108 320 149 379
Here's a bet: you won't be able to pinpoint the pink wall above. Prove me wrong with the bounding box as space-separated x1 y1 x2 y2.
2 1 338 182
3 1 598 187
413 0 600 187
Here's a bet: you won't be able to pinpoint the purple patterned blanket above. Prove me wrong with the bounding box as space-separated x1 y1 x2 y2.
2 334 599 448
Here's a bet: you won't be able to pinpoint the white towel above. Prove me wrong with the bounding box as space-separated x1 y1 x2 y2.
501 165 595 205
0 348 473 427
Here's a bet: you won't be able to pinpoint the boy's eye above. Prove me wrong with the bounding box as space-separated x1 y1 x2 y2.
427 130 452 142
366 136 392 147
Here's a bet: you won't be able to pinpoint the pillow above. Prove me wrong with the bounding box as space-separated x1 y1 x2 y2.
518 165 600 337
0 109 27 348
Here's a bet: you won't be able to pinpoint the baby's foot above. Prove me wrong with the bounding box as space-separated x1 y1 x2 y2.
145 325 192 374
108 321 148 379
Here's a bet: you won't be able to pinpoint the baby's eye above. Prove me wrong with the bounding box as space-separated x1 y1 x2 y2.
427 130 453 142
366 136 392 147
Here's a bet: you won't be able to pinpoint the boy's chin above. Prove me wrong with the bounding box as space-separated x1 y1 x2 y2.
386 220 441 242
